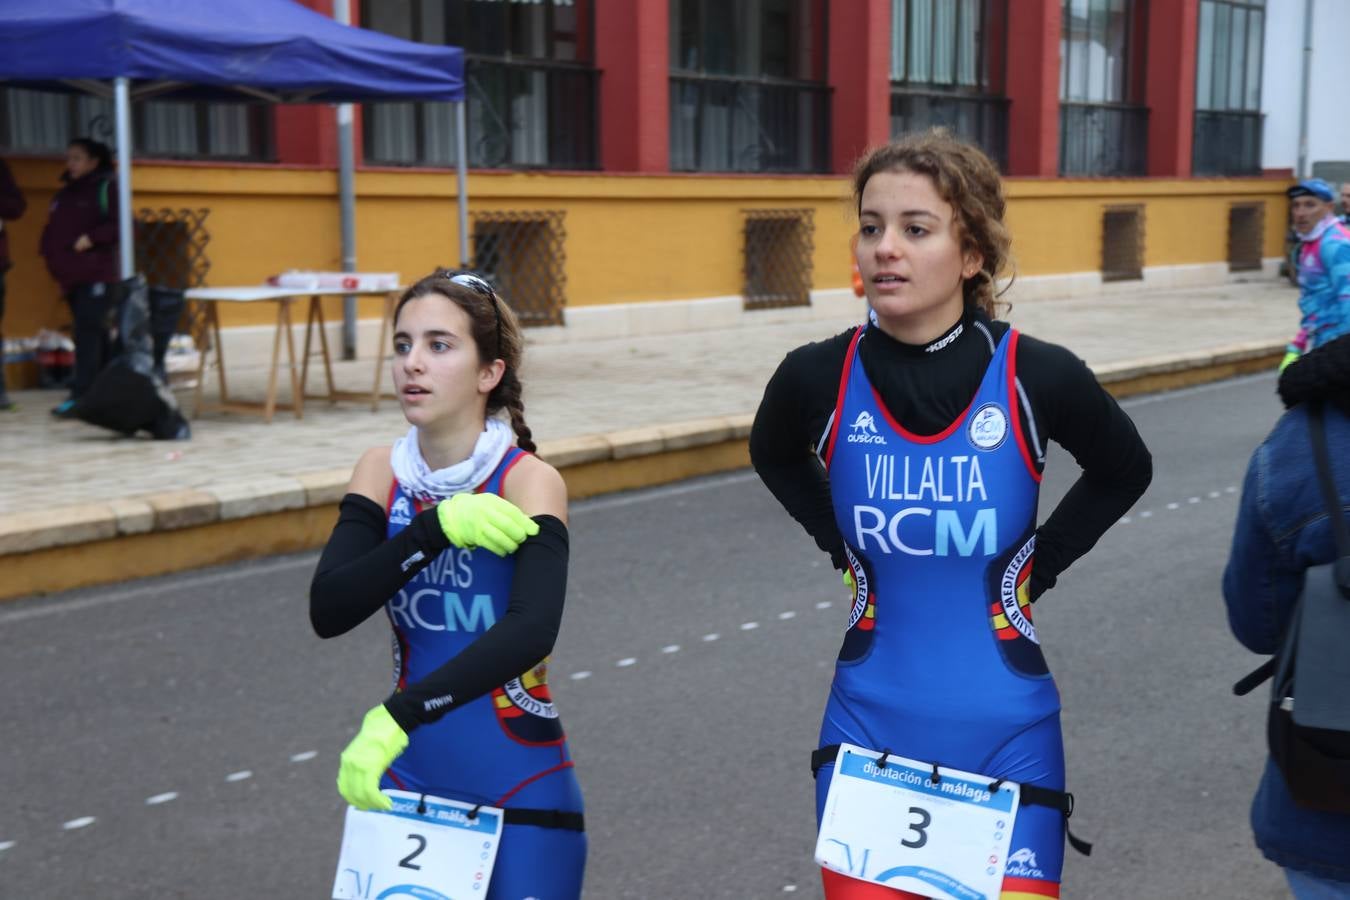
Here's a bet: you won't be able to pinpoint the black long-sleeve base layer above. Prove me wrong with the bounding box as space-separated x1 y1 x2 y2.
310 494 568 733
749 310 1153 600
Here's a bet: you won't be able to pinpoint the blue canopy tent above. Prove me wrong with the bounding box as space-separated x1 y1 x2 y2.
0 0 468 314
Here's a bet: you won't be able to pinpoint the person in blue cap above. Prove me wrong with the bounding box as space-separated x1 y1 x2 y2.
1282 178 1350 372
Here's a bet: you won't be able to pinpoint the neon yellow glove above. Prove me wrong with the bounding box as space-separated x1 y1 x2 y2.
1279 350 1301 373
843 568 856 600
435 492 539 557
337 704 409 812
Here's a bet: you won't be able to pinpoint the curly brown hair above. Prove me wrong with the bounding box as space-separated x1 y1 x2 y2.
394 271 536 452
852 128 1013 317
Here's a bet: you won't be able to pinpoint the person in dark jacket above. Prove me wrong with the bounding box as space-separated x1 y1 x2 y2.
0 155 26 411
1223 334 1350 898
39 138 120 417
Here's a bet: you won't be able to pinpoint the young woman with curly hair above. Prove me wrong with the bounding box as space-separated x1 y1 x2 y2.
310 270 585 898
750 130 1152 899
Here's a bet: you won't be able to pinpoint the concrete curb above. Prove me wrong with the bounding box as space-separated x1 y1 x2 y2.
0 346 1281 601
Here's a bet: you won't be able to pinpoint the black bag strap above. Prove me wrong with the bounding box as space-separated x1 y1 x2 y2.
809 744 1092 856
1308 402 1350 598
416 795 585 832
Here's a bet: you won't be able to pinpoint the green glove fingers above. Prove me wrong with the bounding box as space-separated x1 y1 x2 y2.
337 704 409 812
435 492 540 557
843 568 856 599
1279 350 1301 373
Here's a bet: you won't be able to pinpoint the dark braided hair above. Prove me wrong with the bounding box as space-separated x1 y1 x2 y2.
394 271 536 452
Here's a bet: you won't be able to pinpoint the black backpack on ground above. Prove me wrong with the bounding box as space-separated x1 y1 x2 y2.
72 275 189 440
1234 402 1350 813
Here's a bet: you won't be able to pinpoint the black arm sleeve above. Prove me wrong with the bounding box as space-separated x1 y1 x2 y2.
309 493 452 638
1022 340 1153 599
750 340 850 570
382 515 569 733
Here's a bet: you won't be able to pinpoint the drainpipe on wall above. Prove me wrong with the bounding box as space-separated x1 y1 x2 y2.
1296 0 1314 178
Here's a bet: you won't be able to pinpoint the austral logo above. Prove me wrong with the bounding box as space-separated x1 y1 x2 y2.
847 411 887 445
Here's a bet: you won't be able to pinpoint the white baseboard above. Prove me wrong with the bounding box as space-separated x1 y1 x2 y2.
207 262 1285 362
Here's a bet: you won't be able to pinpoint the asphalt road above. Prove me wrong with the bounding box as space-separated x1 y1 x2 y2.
0 372 1296 899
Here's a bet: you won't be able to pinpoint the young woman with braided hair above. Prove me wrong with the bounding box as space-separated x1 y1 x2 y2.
310 270 585 898
751 131 1151 898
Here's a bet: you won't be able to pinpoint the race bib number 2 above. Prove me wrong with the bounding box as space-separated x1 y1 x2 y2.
332 791 503 900
816 744 1020 900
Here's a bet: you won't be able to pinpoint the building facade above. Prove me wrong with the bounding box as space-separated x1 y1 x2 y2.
0 0 1329 350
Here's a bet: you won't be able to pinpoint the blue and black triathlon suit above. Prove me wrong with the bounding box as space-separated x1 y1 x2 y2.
311 447 586 899
751 310 1151 899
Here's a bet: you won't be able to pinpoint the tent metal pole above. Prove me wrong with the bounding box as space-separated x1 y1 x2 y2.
335 0 358 359
114 77 134 279
337 103 357 359
456 101 469 268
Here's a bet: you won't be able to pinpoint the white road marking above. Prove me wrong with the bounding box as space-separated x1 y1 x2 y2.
0 841 14 852
778 611 797 620
616 658 637 668
145 792 178 806
62 817 95 831
1167 502 1180 510
1226 485 1237 493
661 645 681 654
783 887 799 893
1188 497 1201 504
1139 510 1153 518
225 771 252 783
740 622 759 631
816 601 833 609
290 751 317 763
1119 516 1131 525
570 671 592 680
1209 491 1222 498
702 633 720 642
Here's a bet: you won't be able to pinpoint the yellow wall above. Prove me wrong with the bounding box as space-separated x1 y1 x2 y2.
3 156 1291 338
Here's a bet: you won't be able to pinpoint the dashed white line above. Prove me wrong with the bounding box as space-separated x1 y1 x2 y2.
778 611 797 620
740 622 759 631
570 671 592 680
1166 502 1180 510
616 657 637 668
1119 516 1132 525
783 887 799 893
62 817 95 831
1209 491 1222 499
290 751 317 763
816 601 833 609
661 645 681 654
1188 497 1200 504
1139 510 1153 518
702 632 720 642
225 771 252 783
0 841 15 852
1226 485 1237 493
145 792 178 806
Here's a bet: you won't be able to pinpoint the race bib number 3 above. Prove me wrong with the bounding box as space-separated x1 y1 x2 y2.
815 744 1020 900
332 791 503 900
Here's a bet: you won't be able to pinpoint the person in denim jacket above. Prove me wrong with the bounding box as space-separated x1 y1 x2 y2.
1223 332 1350 898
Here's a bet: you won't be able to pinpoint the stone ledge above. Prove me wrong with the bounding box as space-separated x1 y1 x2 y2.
0 505 119 555
1094 341 1285 383
144 490 221 531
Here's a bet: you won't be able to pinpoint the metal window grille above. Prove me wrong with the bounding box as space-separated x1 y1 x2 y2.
890 90 1008 170
1227 202 1264 272
669 76 830 174
471 211 566 327
135 207 211 347
1192 110 1263 177
1059 103 1149 177
1101 205 1144 282
742 209 814 310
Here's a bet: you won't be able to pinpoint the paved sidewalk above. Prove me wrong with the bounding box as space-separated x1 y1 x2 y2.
0 278 1294 574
